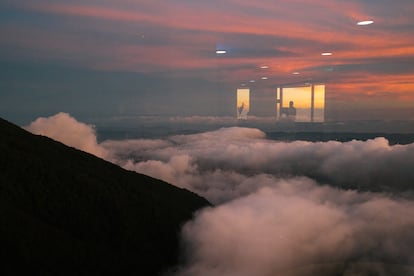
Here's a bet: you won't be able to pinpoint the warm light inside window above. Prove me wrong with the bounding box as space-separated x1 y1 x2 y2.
276 84 325 122
237 88 250 119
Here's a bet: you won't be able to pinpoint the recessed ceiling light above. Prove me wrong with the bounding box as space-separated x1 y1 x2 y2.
241 83 246 86
216 50 227 54
261 76 268 80
249 80 256 83
260 65 269 69
321 52 333 56
292 72 300 75
357 20 374 26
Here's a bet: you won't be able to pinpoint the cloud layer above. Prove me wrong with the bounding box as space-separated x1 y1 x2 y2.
103 125 414 203
26 113 414 275
178 181 414 275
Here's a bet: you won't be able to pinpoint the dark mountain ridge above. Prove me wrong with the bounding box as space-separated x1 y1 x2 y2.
0 118 210 275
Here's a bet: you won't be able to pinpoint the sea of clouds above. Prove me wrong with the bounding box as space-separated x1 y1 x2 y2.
26 113 414 275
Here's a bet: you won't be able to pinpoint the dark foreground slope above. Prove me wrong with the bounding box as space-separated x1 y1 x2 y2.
0 118 210 275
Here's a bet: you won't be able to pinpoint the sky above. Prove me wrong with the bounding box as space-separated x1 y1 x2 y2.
1 0 414 124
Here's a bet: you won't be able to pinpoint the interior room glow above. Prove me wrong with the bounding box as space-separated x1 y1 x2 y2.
276 84 325 122
237 88 250 119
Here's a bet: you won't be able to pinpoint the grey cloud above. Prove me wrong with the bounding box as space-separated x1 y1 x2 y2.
177 181 414 275
26 114 414 203
104 127 414 202
27 114 414 275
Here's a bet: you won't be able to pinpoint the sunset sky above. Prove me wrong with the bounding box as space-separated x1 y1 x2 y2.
1 0 414 123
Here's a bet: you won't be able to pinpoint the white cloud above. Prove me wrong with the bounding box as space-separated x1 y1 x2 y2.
26 114 414 275
177 180 414 276
101 125 414 274
25 112 107 158
103 127 414 203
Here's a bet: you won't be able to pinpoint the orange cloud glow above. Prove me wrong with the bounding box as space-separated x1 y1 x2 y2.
3 0 413 119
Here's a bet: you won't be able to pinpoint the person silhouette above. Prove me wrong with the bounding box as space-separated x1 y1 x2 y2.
238 102 245 115
288 101 296 116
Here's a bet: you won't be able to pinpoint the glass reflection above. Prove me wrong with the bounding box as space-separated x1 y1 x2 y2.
237 88 250 120
276 84 325 122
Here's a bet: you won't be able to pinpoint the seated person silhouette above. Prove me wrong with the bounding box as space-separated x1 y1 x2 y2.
288 100 296 116
280 100 296 120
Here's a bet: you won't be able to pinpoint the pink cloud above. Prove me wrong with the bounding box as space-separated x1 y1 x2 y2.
25 112 107 158
7 0 414 106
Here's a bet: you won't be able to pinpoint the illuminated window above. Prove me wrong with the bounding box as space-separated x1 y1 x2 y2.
237 88 250 119
276 84 325 122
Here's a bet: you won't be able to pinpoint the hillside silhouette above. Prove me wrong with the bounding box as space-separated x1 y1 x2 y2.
0 118 210 275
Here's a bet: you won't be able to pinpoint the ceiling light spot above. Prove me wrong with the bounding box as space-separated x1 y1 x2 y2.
249 80 256 83
261 77 268 80
357 20 374 26
260 65 269 69
321 52 333 56
292 72 300 75
216 50 227 54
